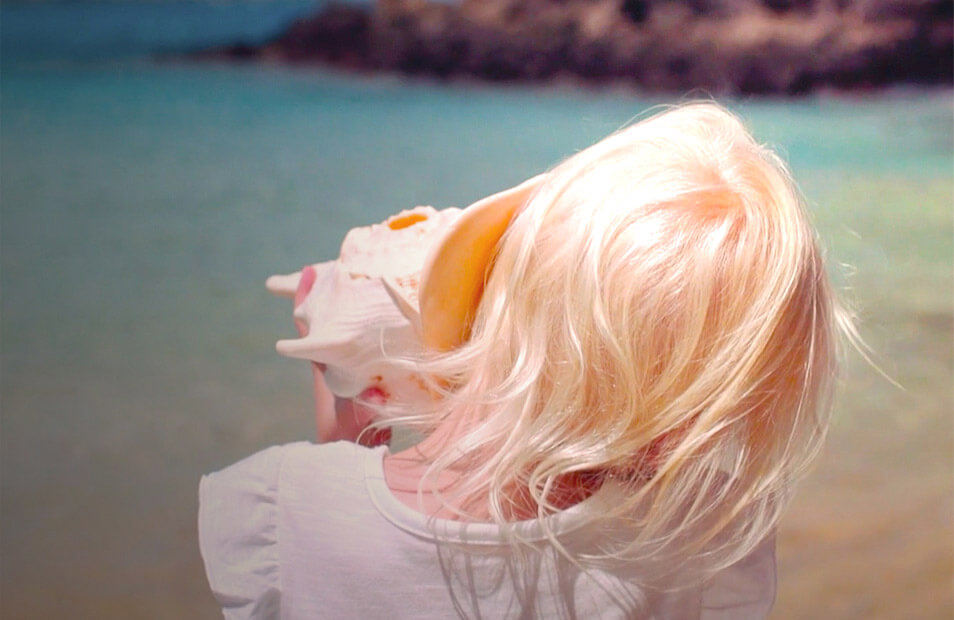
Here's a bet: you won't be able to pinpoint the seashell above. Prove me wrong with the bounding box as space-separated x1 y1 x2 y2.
268 174 545 404
267 206 461 401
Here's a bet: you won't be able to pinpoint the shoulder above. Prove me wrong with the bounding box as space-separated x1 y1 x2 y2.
198 444 301 619
198 442 382 619
199 441 372 504
700 532 777 620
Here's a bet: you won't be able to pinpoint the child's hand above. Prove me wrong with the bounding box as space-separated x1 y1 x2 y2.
294 265 391 447
332 386 392 448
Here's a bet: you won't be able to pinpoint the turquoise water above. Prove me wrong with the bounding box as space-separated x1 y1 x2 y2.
2 3 952 618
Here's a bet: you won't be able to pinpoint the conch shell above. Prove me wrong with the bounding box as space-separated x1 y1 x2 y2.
267 174 544 404
266 206 461 401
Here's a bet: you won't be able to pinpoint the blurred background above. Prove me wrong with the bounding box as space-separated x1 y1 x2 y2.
1 1 951 618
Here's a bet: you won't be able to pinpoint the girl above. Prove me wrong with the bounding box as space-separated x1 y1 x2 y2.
199 103 848 619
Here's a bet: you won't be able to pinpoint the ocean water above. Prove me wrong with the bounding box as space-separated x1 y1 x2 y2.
1 3 952 618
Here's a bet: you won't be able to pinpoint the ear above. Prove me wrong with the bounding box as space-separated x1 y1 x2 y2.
419 174 544 352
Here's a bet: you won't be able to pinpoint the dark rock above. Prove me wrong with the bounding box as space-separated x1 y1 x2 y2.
268 3 371 65
761 0 813 15
853 0 952 21
220 42 262 61
199 0 954 95
621 0 651 23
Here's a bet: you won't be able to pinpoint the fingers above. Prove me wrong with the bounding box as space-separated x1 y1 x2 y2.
358 426 393 447
343 386 392 447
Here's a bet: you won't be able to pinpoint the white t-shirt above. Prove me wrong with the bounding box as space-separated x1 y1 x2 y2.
199 441 775 619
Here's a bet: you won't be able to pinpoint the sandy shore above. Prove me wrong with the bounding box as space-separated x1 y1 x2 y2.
773 307 954 619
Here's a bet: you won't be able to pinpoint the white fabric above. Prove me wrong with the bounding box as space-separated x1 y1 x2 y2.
199 442 775 619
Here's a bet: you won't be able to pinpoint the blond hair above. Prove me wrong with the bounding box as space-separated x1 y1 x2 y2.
385 102 848 577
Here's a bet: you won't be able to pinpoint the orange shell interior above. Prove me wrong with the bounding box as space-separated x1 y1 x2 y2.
419 175 543 352
387 211 429 230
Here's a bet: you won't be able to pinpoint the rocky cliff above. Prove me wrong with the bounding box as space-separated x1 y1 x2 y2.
207 0 953 95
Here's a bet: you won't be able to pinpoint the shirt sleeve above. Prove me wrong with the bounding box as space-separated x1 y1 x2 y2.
700 532 777 620
199 444 300 620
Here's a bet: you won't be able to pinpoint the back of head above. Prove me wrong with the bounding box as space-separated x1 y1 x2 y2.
424 102 844 573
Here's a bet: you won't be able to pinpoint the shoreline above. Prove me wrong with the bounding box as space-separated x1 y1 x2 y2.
172 56 954 107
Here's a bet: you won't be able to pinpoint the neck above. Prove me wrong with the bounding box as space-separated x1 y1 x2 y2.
383 410 602 521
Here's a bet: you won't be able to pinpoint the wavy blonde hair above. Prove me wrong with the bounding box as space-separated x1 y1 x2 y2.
386 102 850 576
